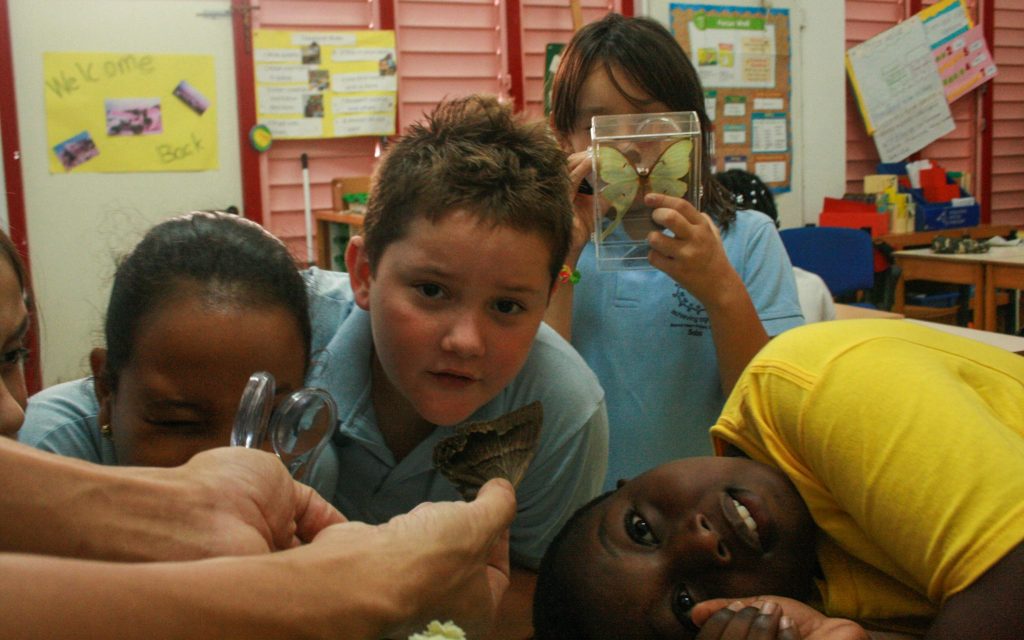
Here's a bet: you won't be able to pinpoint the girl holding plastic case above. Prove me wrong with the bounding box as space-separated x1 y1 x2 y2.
590 111 702 270
546 14 803 491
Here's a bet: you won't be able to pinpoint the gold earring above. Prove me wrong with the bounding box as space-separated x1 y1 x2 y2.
100 424 112 439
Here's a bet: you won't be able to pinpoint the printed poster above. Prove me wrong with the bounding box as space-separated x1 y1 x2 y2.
846 18 955 163
253 29 397 140
44 52 217 173
845 0 996 162
670 4 792 194
920 0 998 103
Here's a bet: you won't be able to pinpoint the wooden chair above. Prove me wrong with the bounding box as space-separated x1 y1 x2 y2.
314 176 371 270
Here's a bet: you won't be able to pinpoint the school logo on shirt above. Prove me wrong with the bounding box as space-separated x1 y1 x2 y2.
670 286 710 336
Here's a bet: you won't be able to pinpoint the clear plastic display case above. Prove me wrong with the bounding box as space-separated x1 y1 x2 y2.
591 111 702 271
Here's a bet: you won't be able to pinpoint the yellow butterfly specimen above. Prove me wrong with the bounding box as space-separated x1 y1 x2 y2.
597 138 693 241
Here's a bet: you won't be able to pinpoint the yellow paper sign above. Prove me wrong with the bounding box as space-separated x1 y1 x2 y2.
253 29 397 140
44 52 217 173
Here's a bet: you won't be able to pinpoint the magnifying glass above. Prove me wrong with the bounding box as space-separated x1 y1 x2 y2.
230 372 338 482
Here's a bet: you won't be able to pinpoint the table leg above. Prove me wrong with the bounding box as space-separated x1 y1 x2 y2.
983 265 996 332
893 260 906 315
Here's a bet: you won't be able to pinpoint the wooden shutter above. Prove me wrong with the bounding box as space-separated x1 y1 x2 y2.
519 0 625 120
915 0 982 206
393 0 508 127
990 0 1024 226
845 0 1023 227
844 0 908 194
244 0 382 258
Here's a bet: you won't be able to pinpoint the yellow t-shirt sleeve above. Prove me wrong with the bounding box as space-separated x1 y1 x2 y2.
713 321 1024 619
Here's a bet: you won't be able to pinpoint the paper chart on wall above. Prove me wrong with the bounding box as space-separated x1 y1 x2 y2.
920 0 998 103
43 52 217 173
683 9 777 89
845 18 954 162
253 29 397 140
933 24 997 103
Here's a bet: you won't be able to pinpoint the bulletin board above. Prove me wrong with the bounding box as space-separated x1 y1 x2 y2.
669 4 792 193
253 29 397 140
43 52 217 173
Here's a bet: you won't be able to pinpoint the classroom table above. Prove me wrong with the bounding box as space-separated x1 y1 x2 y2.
984 249 1024 334
833 304 1024 355
833 304 904 320
892 244 1024 332
875 223 1017 251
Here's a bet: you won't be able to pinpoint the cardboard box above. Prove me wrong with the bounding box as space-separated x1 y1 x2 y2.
819 209 890 238
864 174 899 194
908 188 980 231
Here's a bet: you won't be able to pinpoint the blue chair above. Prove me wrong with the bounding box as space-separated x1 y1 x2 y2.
779 226 876 307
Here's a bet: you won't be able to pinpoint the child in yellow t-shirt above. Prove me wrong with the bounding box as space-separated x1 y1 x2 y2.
534 319 1024 639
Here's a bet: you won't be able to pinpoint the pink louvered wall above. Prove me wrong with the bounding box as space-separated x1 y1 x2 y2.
251 1 1020 253
845 0 907 194
250 0 380 258
845 0 1023 226
520 0 619 119
990 0 1024 226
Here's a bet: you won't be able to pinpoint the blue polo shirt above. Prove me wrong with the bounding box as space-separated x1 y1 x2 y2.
304 268 608 568
573 209 804 490
18 376 341 500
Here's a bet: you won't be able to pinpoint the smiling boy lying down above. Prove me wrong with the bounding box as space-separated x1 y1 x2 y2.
534 319 1024 639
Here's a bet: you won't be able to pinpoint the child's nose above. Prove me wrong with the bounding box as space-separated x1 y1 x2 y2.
667 513 732 570
440 311 486 358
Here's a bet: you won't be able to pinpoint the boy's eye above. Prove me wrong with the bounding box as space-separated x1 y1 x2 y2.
625 509 658 545
493 299 524 315
415 283 444 299
672 585 700 632
145 418 206 432
1 347 29 367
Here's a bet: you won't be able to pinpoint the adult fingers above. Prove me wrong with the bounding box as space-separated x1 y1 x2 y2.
292 483 348 545
471 478 518 533
485 527 513 612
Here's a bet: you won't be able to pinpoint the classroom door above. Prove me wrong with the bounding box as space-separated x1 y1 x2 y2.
8 0 243 386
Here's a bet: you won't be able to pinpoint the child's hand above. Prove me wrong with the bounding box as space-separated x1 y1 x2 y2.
694 599 798 640
644 192 740 305
693 597 871 640
566 150 596 264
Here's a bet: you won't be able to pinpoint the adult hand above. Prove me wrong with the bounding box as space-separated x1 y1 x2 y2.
693 597 871 640
134 446 346 560
565 149 596 264
303 478 517 640
645 192 739 306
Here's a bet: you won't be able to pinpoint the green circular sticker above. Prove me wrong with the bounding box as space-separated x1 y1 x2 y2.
249 124 272 152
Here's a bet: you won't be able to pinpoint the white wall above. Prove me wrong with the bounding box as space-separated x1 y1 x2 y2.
641 0 846 230
10 0 242 385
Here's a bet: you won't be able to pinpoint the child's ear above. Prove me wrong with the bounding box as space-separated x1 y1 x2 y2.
345 235 373 311
89 347 112 428
555 132 574 154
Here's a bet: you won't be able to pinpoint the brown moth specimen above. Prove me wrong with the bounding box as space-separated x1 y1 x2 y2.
433 401 543 500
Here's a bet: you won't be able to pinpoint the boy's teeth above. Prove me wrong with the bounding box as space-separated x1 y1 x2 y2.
732 499 758 536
